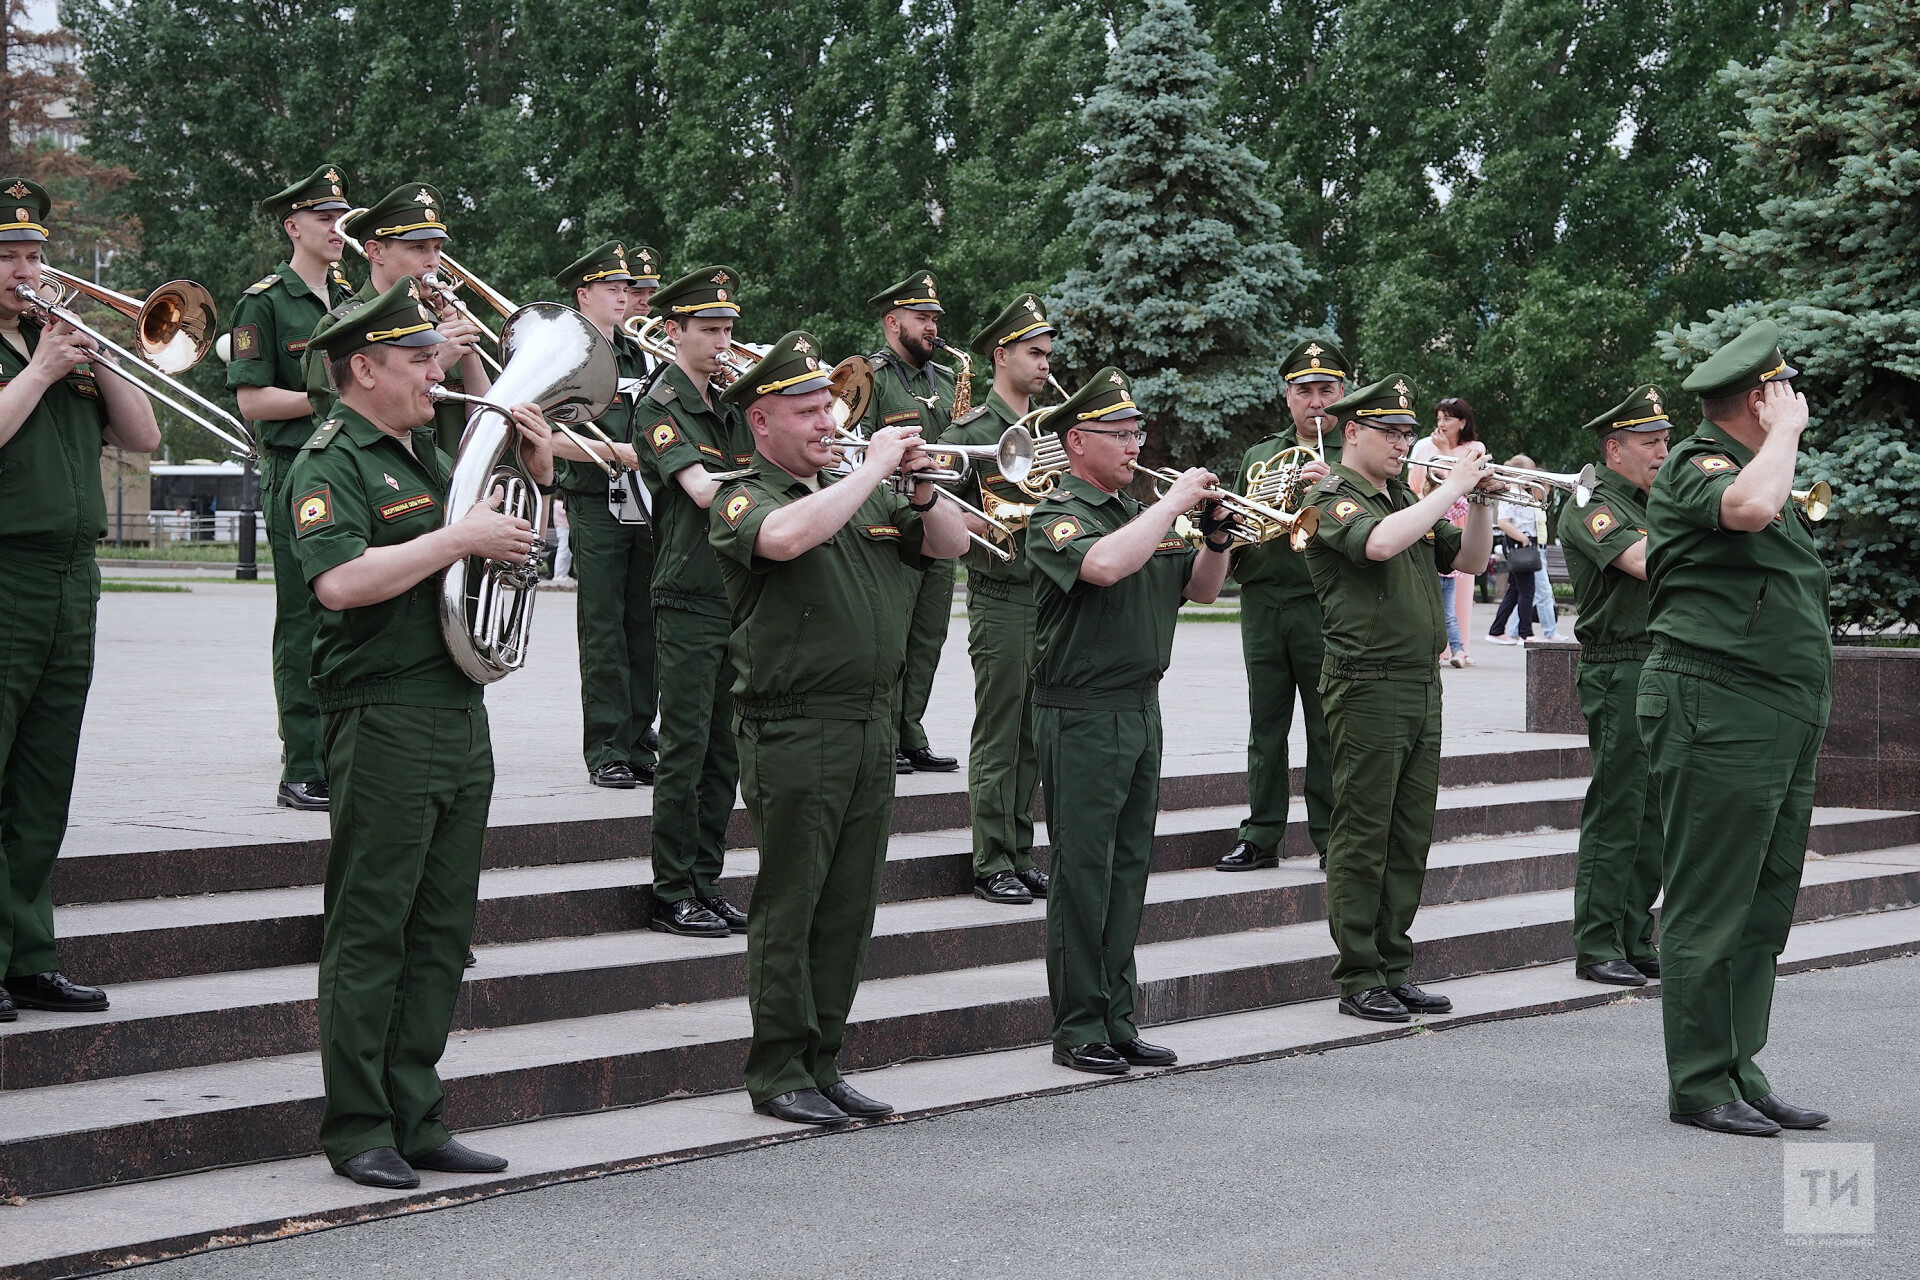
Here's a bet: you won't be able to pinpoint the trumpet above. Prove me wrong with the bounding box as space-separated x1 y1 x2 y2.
619 314 770 389
1130 462 1321 551
1794 481 1833 522
1405 457 1597 508
13 277 254 457
825 426 1020 561
334 208 515 374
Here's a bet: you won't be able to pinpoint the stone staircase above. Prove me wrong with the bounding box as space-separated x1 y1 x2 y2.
5 742 1920 1277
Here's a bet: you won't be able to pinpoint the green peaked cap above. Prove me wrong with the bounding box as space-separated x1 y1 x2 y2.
1281 337 1351 385
1580 383 1673 435
262 164 350 221
308 275 446 360
867 268 944 315
0 178 51 242
556 240 636 295
1679 318 1799 397
344 182 450 243
1327 373 1419 430
654 265 741 319
719 330 832 408
970 293 1056 356
1052 367 1143 426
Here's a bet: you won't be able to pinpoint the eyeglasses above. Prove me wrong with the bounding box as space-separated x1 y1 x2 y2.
1074 427 1147 445
1367 425 1419 446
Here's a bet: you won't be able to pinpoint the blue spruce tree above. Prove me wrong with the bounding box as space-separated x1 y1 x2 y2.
1049 0 1316 465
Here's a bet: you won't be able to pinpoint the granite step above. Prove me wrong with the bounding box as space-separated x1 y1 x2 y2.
3 844 1917 1199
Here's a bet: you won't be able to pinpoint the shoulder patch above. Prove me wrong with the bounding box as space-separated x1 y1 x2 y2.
301 418 344 451
294 486 333 535
1313 475 1346 496
1692 453 1739 476
1042 513 1085 550
242 273 280 296
950 406 989 427
230 323 264 362
720 488 756 529
1326 497 1365 524
647 416 683 454
1583 504 1622 539
646 379 678 406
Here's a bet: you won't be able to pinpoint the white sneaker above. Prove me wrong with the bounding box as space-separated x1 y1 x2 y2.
1489 634 1521 646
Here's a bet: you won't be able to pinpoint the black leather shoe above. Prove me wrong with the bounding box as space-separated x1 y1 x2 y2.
1052 1042 1130 1075
334 1147 421 1188
754 1088 851 1126
973 870 1033 904
1338 987 1410 1023
640 726 659 755
1113 1037 1177 1067
649 897 732 938
820 1080 894 1119
1389 982 1452 1014
4 971 107 1012
896 751 915 774
1578 959 1648 987
1015 866 1049 899
590 761 638 789
902 746 959 773
1748 1093 1830 1129
0 992 13 1022
410 1137 509 1173
464 949 477 969
1670 1100 1780 1136
1631 955 1661 979
276 781 329 811
1215 839 1277 872
699 895 749 933
632 759 657 786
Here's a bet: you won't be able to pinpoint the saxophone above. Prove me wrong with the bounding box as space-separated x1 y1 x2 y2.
935 337 972 421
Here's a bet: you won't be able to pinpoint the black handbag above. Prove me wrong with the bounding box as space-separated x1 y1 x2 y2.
1505 540 1544 574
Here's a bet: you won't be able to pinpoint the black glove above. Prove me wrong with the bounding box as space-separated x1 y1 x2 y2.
1197 502 1239 539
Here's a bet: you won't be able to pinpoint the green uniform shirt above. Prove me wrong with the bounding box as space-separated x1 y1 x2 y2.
868 348 955 439
1230 423 1342 601
558 334 656 495
285 403 480 713
225 261 355 450
0 323 110 562
710 455 930 721
1645 422 1832 726
1304 464 1463 683
938 389 1028 591
637 363 750 616
302 278 468 453
1026 474 1196 700
1561 464 1652 663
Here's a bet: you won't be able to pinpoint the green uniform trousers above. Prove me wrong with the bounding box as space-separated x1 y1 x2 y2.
1322 678 1441 995
1637 670 1821 1115
1037 701 1160 1049
1238 588 1333 856
1573 659 1662 969
896 559 955 754
965 589 1038 878
0 557 96 979
317 702 493 1166
739 713 897 1103
261 445 325 783
569 496 656 771
650 607 736 903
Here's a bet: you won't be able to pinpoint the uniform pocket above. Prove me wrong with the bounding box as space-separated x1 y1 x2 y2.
1636 693 1667 720
1743 575 1770 636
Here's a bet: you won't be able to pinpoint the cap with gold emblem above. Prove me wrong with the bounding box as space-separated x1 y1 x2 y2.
1052 367 1143 427
261 164 350 222
719 331 832 408
1679 317 1799 397
1281 337 1351 386
1327 374 1420 430
654 265 741 320
307 276 447 359
625 244 662 288
867 269 944 315
342 182 450 243
1581 383 1673 436
0 178 50 243
970 293 1057 356
556 240 636 295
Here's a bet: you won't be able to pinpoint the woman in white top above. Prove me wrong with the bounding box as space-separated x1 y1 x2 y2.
1487 454 1557 642
1410 396 1480 666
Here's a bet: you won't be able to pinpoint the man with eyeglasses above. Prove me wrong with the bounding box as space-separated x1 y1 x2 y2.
1304 376 1496 1024
1025 369 1233 1076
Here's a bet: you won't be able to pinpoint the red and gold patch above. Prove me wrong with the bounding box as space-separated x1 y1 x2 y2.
1693 454 1738 475
1155 536 1188 551
231 323 262 360
1043 514 1085 549
863 524 901 539
285 339 309 354
1584 505 1620 538
1327 498 1364 524
377 493 435 522
294 486 333 535
720 489 755 528
695 442 723 460
648 417 682 453
881 411 921 426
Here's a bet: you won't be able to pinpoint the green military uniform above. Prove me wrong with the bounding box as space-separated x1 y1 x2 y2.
1561 385 1669 973
866 270 958 765
286 279 493 1167
937 293 1059 884
1226 338 1348 864
0 180 116 997
226 164 356 794
1025 369 1196 1051
301 184 470 458
709 332 933 1103
639 267 751 914
1304 376 1463 999
555 242 659 778
1639 321 1831 1116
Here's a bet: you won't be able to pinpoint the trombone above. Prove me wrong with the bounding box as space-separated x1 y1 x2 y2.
14 274 254 457
1794 481 1832 522
1131 462 1321 552
1405 457 1597 508
620 314 770 389
334 208 516 375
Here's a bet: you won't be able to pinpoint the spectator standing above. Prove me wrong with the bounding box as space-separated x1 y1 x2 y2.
1489 455 1546 644
1410 396 1478 666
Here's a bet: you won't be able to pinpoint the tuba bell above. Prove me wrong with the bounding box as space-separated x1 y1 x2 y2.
437 302 617 684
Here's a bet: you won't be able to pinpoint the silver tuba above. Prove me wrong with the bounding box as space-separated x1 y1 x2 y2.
437 302 617 684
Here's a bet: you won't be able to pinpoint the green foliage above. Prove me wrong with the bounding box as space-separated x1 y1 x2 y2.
1659 0 1920 631
1049 0 1315 463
